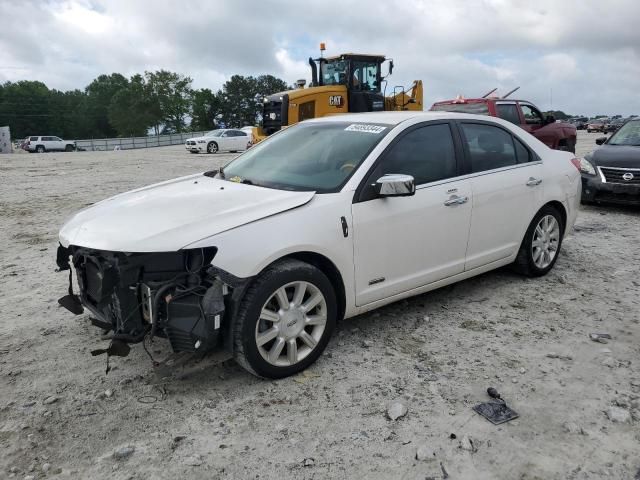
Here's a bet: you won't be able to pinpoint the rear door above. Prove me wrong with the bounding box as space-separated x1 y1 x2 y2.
352 121 472 305
457 121 543 270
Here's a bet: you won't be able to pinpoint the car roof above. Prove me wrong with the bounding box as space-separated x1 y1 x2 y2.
305 110 490 126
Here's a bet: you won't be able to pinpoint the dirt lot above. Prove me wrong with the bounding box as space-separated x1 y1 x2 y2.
1 131 639 479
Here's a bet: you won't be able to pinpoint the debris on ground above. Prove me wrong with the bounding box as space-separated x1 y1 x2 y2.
472 388 519 425
386 401 408 421
590 333 612 344
416 445 436 461
113 446 135 461
606 406 631 424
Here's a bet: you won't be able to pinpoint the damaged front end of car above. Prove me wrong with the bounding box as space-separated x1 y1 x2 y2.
56 244 248 362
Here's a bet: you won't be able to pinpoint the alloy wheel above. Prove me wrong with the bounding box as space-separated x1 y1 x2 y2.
255 281 327 367
531 214 560 269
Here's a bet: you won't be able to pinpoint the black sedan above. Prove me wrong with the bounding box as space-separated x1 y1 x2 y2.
578 119 640 205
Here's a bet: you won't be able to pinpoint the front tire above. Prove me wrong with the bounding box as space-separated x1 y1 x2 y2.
65 144 74 152
36 145 45 153
513 205 564 277
207 141 218 154
233 259 337 379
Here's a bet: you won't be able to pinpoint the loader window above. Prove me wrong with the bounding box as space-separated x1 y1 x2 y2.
351 61 379 91
322 60 348 86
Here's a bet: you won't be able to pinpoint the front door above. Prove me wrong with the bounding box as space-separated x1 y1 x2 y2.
352 122 472 306
457 121 543 270
518 102 554 148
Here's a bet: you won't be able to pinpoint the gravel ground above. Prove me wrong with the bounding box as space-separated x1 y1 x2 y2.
1 131 639 479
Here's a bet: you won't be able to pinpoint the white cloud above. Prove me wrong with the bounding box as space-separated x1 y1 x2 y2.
0 0 639 115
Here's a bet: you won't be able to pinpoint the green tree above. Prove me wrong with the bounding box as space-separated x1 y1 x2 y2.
217 74 288 127
83 73 129 137
0 80 52 139
108 74 156 137
191 88 223 131
145 70 192 133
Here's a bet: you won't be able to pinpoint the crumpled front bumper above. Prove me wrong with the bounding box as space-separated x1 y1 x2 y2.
56 244 248 356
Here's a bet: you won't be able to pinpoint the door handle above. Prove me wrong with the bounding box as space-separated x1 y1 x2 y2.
526 177 543 186
444 195 469 206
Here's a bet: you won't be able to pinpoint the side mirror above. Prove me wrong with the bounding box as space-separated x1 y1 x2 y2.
374 174 415 198
545 115 556 124
389 60 394 76
595 136 607 145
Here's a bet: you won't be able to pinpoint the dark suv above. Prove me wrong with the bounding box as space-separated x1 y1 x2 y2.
431 98 577 153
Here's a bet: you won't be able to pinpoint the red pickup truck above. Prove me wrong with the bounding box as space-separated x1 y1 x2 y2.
430 97 577 153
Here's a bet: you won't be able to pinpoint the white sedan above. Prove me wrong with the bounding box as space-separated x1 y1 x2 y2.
57 112 581 378
185 128 251 154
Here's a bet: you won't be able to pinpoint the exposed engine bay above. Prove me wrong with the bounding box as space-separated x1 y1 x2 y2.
56 244 246 362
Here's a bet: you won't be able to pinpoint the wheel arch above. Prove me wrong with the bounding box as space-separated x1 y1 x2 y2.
259 251 346 322
541 200 567 232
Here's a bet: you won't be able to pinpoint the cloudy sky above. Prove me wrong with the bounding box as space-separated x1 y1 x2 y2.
1 0 639 116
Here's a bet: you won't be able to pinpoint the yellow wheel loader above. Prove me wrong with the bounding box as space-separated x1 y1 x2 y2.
252 49 423 143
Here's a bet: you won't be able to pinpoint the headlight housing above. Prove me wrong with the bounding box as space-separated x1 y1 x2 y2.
197 140 206 144
577 157 596 175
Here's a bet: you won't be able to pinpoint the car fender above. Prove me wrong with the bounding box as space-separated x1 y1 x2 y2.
184 191 358 314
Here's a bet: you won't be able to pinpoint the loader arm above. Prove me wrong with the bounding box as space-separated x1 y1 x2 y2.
385 80 423 111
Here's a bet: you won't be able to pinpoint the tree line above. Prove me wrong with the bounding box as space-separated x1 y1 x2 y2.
0 71 289 139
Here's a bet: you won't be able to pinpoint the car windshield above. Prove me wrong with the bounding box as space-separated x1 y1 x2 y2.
221 122 392 192
608 120 640 146
205 130 223 137
430 103 490 115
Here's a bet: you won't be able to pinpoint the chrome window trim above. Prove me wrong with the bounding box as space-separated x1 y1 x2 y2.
414 160 543 191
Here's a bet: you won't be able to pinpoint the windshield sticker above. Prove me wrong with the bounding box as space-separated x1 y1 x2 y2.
344 124 387 134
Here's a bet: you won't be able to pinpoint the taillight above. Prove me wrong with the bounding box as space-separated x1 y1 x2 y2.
570 158 580 172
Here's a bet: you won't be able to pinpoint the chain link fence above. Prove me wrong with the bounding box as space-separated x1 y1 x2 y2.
75 131 209 152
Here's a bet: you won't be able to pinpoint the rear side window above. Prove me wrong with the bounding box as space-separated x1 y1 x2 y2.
369 123 457 186
460 123 517 173
514 137 532 163
431 102 489 115
496 104 520 125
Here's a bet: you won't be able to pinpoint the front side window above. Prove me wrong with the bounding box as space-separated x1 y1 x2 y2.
222 122 391 192
460 123 518 173
496 104 520 125
608 120 640 146
366 123 457 187
351 61 379 91
29 136 38 141
520 104 544 125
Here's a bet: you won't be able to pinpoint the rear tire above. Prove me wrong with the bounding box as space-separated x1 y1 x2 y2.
233 259 337 379
513 205 564 277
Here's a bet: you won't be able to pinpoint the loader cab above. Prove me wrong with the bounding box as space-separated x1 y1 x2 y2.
316 54 387 113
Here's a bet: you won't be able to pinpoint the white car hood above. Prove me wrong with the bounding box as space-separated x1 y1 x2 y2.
59 174 315 252
186 136 211 142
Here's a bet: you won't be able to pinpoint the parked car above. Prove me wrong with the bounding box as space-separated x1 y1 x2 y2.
586 120 607 133
56 112 580 378
569 117 588 130
430 97 577 152
605 118 625 133
578 119 640 205
25 136 76 153
185 129 251 154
